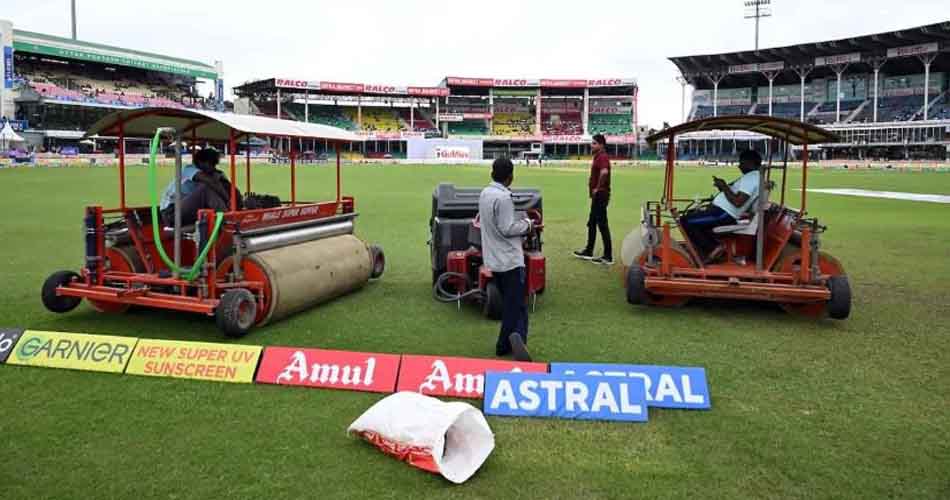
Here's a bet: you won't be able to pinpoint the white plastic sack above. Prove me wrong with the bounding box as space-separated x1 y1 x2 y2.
347 391 495 484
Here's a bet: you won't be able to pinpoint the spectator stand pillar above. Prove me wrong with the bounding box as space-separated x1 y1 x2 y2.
535 88 542 136
761 69 781 117
869 57 886 123
792 65 813 123
583 87 590 134
918 53 938 120
830 63 849 123
276 88 281 120
707 72 725 117
488 89 494 134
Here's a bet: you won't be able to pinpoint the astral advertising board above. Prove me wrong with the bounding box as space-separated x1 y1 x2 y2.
397 355 548 399
0 327 24 363
484 371 648 422
126 339 261 384
550 363 710 410
6 330 137 373
256 346 400 393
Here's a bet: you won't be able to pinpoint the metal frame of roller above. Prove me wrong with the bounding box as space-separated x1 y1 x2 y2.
41 107 386 337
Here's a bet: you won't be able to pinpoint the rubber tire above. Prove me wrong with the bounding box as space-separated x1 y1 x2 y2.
369 245 386 279
216 289 258 338
626 266 647 305
42 271 82 313
483 281 503 320
827 275 851 320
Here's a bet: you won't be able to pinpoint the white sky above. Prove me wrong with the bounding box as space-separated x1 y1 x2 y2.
6 0 948 127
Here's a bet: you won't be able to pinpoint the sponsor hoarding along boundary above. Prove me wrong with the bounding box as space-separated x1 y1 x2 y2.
0 327 24 363
6 330 137 373
256 346 401 393
126 339 262 384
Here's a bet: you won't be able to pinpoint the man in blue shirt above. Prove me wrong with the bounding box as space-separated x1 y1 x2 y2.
479 158 534 362
160 148 240 226
679 149 762 261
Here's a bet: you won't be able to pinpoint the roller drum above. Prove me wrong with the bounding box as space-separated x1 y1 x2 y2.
222 234 372 325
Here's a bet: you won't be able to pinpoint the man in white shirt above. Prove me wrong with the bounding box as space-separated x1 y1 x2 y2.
679 149 762 261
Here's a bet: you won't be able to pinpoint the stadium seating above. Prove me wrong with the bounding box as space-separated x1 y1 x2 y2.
750 102 813 120
691 105 750 119
398 108 437 132
493 112 534 136
588 114 633 135
448 121 489 135
541 111 582 135
924 93 950 120
341 107 402 133
301 106 359 131
850 96 921 123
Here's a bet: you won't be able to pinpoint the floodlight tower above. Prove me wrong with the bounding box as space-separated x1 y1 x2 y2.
744 0 772 51
70 0 77 39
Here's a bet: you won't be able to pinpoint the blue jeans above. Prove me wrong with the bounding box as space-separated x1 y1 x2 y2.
494 267 528 356
679 205 736 256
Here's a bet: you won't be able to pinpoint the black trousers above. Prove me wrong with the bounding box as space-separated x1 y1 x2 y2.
162 183 230 226
679 205 736 256
585 195 612 259
495 267 529 356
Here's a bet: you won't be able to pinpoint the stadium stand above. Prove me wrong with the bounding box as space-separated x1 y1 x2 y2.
850 96 921 122
750 102 814 119
397 108 437 132
588 113 633 135
493 112 534 136
541 110 582 135
925 92 950 120
448 121 489 135
692 105 750 119
303 106 359 131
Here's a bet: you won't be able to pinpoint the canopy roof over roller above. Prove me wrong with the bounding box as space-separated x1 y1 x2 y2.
84 107 363 142
646 115 839 146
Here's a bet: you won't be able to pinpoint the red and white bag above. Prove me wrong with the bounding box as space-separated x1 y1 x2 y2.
347 391 495 484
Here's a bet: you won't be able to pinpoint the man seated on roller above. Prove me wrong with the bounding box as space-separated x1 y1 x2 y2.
679 149 762 262
160 148 242 226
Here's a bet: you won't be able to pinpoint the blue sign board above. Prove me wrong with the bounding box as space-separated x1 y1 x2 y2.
550 363 711 410
3 46 13 89
483 371 648 422
3 119 27 132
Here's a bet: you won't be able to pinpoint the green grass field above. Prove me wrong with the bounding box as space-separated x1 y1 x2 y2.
1 163 948 499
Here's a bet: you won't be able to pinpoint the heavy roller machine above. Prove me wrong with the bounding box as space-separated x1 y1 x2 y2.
41 107 385 336
430 183 545 319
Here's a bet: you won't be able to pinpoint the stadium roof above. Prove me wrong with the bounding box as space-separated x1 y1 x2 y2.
12 29 217 79
671 21 950 89
85 107 361 142
646 115 838 145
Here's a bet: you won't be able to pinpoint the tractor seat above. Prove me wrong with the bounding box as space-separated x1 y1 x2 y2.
713 212 760 236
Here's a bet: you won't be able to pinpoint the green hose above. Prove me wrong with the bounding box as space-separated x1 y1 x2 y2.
148 130 225 281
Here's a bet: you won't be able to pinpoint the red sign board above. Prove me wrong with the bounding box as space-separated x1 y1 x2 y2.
320 81 366 93
408 86 450 97
446 77 494 87
462 112 492 120
396 355 548 399
541 79 588 88
275 78 312 89
256 347 401 393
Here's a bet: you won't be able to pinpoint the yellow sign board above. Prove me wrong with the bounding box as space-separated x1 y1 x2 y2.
7 330 138 373
126 339 262 384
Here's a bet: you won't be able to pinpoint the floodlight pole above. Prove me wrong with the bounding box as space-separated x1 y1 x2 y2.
71 0 77 40
744 0 772 51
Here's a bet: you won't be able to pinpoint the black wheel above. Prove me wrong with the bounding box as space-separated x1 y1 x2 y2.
827 275 851 320
626 266 647 305
42 271 82 313
216 288 257 338
369 245 386 279
482 281 503 320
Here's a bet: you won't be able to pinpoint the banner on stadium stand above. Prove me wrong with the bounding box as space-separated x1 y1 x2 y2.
0 328 24 364
438 113 464 122
255 346 401 393
605 134 638 145
408 86 450 97
589 106 629 115
6 330 137 373
275 78 318 90
364 84 409 95
728 61 785 74
3 46 13 89
549 363 710 410
814 52 861 66
462 112 493 120
446 77 494 87
397 355 548 399
542 134 590 144
321 81 365 93
126 339 261 384
587 78 637 87
540 79 587 88
483 371 648 422
887 42 938 59
492 79 540 87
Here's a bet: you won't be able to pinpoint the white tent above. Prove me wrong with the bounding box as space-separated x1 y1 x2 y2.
0 122 25 150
